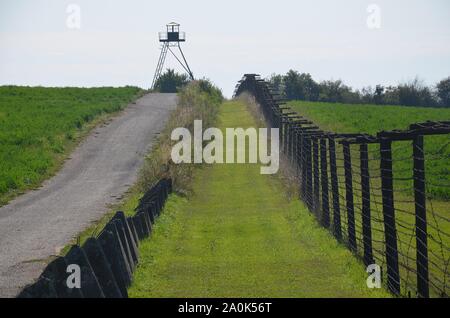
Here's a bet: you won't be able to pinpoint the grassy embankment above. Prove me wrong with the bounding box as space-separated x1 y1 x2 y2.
0 86 144 206
128 99 390 298
289 100 450 297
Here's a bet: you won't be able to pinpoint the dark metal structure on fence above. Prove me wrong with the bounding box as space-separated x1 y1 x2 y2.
234 74 450 298
17 179 172 298
151 22 194 89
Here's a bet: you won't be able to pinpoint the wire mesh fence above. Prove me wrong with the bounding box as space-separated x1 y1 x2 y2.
234 74 450 298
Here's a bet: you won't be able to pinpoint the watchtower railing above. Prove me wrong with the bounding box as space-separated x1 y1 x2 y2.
158 31 186 42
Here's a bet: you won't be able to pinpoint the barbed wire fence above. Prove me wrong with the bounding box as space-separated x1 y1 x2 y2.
234 74 450 298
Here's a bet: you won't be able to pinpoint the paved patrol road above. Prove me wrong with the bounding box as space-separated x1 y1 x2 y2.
0 93 177 297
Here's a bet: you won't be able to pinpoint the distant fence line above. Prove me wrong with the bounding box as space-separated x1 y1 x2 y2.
234 74 450 298
18 178 172 298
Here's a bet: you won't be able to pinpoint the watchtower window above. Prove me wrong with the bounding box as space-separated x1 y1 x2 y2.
167 24 180 33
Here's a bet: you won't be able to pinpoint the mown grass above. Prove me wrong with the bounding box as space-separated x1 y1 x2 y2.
0 86 144 206
128 100 390 298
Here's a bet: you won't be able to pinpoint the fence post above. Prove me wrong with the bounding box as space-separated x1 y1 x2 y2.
279 118 284 152
343 142 357 251
380 139 400 295
306 136 313 210
320 138 330 228
360 143 374 266
413 135 429 298
287 121 292 158
278 112 282 131
296 129 301 170
297 128 303 172
292 127 297 166
286 120 291 156
290 123 294 160
312 137 320 214
284 120 289 154
329 137 341 240
300 132 307 201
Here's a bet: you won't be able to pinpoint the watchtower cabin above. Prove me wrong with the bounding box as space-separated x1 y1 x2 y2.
152 22 194 89
159 22 185 43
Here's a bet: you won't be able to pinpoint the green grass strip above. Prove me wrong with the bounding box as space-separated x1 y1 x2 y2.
129 100 390 298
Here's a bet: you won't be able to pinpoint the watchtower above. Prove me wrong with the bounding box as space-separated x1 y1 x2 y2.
151 22 194 89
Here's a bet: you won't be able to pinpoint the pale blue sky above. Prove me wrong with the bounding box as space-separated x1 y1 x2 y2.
1 0 449 97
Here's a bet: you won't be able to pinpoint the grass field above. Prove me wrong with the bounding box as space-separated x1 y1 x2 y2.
0 86 143 206
288 101 450 135
128 100 390 298
289 100 450 200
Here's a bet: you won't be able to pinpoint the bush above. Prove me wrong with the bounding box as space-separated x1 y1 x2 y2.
154 69 189 93
139 80 223 195
398 78 436 107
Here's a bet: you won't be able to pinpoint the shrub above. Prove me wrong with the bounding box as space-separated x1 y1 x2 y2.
138 80 223 195
154 69 189 93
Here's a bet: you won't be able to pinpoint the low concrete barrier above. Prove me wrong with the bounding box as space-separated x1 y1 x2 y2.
17 178 172 298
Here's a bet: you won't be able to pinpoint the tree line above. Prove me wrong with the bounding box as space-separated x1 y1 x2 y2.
268 70 450 108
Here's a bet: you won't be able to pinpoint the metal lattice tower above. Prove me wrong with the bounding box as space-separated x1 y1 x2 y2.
151 22 194 89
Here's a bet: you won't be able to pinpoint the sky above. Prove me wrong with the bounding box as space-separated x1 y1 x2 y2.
0 0 449 97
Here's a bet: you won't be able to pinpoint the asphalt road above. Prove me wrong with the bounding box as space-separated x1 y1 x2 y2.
0 93 177 297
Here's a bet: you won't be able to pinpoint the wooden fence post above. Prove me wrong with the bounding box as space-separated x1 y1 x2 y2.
360 143 374 266
306 136 313 210
329 137 341 240
293 127 298 166
320 138 330 228
301 132 308 201
312 137 320 214
297 129 303 173
413 135 429 298
290 126 295 163
343 142 357 251
283 119 289 154
380 139 400 295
